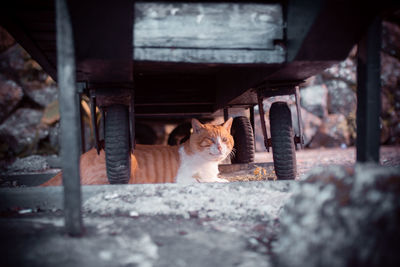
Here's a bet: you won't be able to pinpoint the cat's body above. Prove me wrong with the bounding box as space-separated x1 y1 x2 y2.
41 118 233 186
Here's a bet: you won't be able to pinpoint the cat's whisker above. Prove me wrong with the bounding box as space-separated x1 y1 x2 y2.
229 148 236 159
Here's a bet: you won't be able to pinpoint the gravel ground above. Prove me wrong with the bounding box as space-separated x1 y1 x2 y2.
222 146 400 182
0 146 399 267
255 146 400 178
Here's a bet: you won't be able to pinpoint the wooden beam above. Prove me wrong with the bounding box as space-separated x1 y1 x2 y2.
134 47 285 64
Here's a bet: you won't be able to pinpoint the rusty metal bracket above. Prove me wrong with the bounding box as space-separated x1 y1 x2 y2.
294 86 304 149
129 92 135 154
257 91 270 152
89 89 101 155
257 82 305 152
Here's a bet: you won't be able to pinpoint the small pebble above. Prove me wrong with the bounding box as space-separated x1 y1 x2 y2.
129 211 139 217
104 193 119 200
248 237 259 247
18 209 32 214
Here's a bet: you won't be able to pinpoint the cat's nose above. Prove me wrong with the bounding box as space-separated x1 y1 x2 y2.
217 144 222 152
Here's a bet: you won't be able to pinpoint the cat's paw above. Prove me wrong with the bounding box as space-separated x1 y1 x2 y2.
199 177 229 183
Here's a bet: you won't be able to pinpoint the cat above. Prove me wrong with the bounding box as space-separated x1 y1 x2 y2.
41 118 234 186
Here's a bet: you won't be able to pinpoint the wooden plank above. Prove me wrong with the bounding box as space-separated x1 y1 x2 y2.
135 102 214 106
135 104 214 115
134 2 283 50
134 47 285 64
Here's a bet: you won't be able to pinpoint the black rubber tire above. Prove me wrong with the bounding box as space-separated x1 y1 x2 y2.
231 116 255 164
105 104 131 184
269 102 297 180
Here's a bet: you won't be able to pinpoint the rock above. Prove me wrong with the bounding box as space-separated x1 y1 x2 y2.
382 21 400 60
0 74 23 122
290 105 322 146
0 44 27 73
381 118 391 144
272 164 400 267
308 114 350 148
300 84 328 119
380 53 400 145
41 100 60 125
389 121 400 144
22 81 58 107
325 79 357 116
48 122 60 150
0 108 48 155
323 56 357 84
381 52 400 89
4 155 50 174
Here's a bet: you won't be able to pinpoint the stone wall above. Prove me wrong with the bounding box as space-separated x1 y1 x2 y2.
0 27 59 169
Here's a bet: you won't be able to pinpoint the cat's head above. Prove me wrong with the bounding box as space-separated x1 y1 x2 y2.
187 118 234 162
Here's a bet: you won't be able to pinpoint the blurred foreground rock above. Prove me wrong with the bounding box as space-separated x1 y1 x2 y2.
273 164 400 267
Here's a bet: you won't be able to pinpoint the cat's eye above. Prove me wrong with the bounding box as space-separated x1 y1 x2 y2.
200 138 214 147
222 137 228 142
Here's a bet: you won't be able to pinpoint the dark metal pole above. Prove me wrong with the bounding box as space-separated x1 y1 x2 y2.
356 17 381 163
56 0 83 236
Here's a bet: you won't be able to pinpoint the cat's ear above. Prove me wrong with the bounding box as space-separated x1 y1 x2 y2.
191 118 204 134
222 117 233 132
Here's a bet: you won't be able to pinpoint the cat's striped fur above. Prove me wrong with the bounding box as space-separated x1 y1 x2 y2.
41 118 233 186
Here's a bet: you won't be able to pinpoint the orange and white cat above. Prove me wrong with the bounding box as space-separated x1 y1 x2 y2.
42 118 234 186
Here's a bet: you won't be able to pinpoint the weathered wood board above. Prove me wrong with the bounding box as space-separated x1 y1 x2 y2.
134 47 285 64
134 2 285 64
